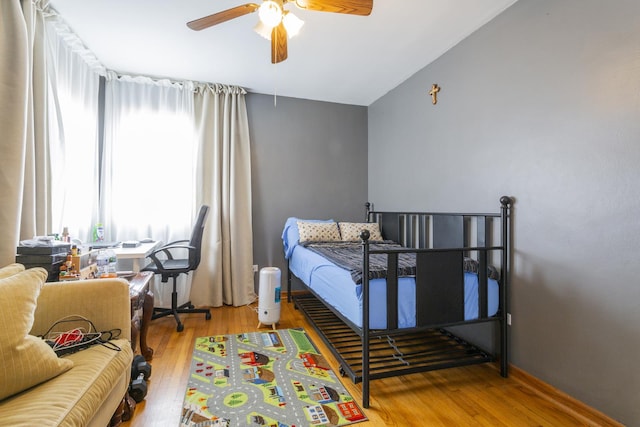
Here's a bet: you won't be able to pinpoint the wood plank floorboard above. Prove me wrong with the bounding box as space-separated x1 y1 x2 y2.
123 300 620 427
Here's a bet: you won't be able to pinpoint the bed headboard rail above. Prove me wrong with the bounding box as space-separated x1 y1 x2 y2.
367 209 501 264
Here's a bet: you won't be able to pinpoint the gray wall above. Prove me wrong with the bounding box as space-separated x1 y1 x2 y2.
248 93 368 291
368 0 640 424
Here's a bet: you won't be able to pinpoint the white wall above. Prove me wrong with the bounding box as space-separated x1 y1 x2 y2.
368 0 640 424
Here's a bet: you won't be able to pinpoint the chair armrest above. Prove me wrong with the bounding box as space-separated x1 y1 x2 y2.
160 239 189 248
146 243 195 267
152 239 190 257
31 278 132 341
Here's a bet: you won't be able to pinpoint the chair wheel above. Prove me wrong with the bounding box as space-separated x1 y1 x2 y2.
176 323 184 332
205 312 211 320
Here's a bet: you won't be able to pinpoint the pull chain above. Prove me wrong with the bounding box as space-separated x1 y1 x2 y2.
273 50 278 107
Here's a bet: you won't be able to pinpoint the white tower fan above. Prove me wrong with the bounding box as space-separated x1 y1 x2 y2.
257 267 281 330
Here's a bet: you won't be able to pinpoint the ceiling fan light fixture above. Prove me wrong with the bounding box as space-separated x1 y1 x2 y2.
187 0 373 64
282 11 304 38
258 1 283 28
253 20 272 40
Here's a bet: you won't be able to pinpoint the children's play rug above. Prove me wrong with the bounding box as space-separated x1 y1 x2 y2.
180 328 367 427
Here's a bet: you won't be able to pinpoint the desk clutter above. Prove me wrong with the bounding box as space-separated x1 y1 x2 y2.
15 240 71 282
122 240 141 248
16 236 136 281
17 222 155 282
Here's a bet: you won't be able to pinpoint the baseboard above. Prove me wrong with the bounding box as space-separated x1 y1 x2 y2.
509 365 624 427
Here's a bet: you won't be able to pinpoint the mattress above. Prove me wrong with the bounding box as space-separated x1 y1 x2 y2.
283 217 499 330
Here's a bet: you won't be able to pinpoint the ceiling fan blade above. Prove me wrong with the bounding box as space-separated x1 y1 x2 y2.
187 3 260 31
293 0 373 16
271 22 288 64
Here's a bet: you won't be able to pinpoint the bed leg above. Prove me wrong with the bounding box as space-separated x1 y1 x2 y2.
287 264 292 303
362 334 370 408
363 384 369 409
362 327 370 408
500 317 508 377
500 312 509 377
363 372 370 407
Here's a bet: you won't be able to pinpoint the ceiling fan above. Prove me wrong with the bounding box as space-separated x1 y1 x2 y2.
187 0 373 64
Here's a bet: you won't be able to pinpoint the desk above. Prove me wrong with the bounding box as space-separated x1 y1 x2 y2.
113 241 161 272
128 271 154 361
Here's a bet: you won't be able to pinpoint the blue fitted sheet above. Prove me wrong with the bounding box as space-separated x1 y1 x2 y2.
283 217 499 330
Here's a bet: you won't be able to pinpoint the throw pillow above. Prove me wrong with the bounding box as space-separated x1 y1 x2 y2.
297 221 341 243
0 263 25 279
338 222 384 242
0 268 73 400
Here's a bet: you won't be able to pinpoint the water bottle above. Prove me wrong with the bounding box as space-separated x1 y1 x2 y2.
106 249 117 278
96 251 109 278
93 223 105 242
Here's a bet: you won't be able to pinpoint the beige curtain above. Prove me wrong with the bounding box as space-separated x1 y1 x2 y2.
192 84 256 307
0 0 50 265
1 5 256 307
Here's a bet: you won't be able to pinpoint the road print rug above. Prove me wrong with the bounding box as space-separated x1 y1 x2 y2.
180 328 367 427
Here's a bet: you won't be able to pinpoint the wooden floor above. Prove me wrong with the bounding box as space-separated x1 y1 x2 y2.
124 299 619 427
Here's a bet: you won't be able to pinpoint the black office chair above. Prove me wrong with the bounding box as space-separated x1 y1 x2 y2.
142 205 212 332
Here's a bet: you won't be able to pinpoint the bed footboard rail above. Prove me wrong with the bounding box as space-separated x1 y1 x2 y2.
359 240 505 408
358 196 513 407
364 245 502 329
290 197 514 409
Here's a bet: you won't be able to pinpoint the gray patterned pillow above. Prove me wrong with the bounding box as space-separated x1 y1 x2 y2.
297 221 341 243
338 222 384 241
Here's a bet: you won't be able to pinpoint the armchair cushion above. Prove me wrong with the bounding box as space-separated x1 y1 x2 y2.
0 268 73 400
0 262 25 279
31 278 132 341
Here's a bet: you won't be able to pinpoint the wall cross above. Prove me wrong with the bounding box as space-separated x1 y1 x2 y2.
429 84 440 105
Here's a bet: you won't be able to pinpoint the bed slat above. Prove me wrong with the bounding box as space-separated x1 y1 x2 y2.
386 253 399 330
416 251 464 326
432 215 464 248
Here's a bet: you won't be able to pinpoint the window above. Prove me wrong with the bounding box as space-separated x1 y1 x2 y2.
104 104 197 240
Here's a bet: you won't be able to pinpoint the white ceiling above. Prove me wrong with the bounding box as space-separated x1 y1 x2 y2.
49 0 517 106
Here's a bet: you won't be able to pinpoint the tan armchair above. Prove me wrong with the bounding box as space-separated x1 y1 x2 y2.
0 272 134 427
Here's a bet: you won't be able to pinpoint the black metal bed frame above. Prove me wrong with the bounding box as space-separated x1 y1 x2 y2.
287 196 513 408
